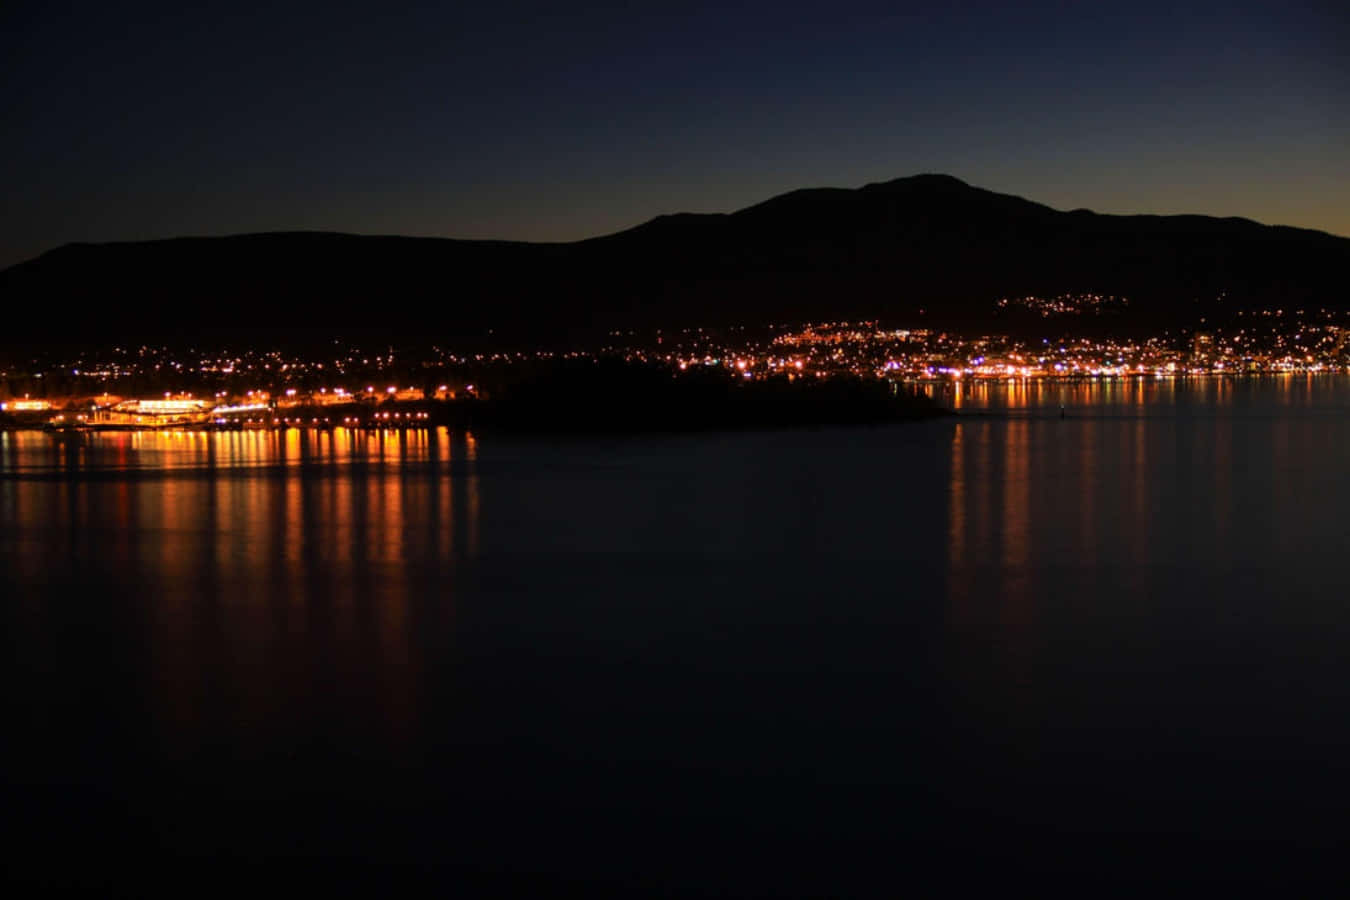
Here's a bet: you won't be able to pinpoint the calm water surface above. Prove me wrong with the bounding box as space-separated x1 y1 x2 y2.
4 376 1350 894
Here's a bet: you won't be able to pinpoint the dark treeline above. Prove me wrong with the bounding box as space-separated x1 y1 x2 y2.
481 360 945 433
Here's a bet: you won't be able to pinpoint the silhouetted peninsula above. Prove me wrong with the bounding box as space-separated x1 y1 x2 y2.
480 361 946 433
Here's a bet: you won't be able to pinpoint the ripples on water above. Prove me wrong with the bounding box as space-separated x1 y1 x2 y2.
3 376 1350 894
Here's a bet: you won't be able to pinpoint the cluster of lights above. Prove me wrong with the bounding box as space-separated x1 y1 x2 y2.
8 309 1350 427
995 293 1129 317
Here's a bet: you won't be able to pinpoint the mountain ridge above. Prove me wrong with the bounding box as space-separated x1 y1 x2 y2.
4 174 1349 350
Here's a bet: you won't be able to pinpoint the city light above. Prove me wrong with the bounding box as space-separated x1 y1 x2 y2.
6 309 1349 433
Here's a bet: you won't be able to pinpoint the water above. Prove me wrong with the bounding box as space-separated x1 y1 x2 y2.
4 377 1350 894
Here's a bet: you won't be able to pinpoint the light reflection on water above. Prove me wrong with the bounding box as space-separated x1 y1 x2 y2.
4 383 1350 891
2 427 481 761
941 386 1347 573
927 371 1350 415
0 425 479 475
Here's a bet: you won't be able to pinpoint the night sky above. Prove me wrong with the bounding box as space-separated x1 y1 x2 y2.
4 0 1346 269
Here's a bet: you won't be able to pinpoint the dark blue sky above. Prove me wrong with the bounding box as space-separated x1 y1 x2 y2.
4 0 1346 268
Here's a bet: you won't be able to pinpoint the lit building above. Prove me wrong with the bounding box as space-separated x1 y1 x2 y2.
3 399 53 412
89 398 212 427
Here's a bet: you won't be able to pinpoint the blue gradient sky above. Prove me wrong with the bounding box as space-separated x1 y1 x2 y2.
3 0 1346 268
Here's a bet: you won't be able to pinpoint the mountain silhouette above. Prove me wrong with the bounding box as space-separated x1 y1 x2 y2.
4 174 1348 350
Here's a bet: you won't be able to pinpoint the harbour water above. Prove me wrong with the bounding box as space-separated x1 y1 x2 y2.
4 376 1350 893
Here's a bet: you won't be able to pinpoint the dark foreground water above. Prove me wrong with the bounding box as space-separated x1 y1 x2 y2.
4 376 1350 895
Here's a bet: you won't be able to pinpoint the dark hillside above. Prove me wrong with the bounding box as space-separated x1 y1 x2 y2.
4 175 1347 351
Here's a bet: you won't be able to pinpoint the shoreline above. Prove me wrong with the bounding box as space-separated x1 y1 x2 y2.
3 409 954 436
7 371 1347 436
